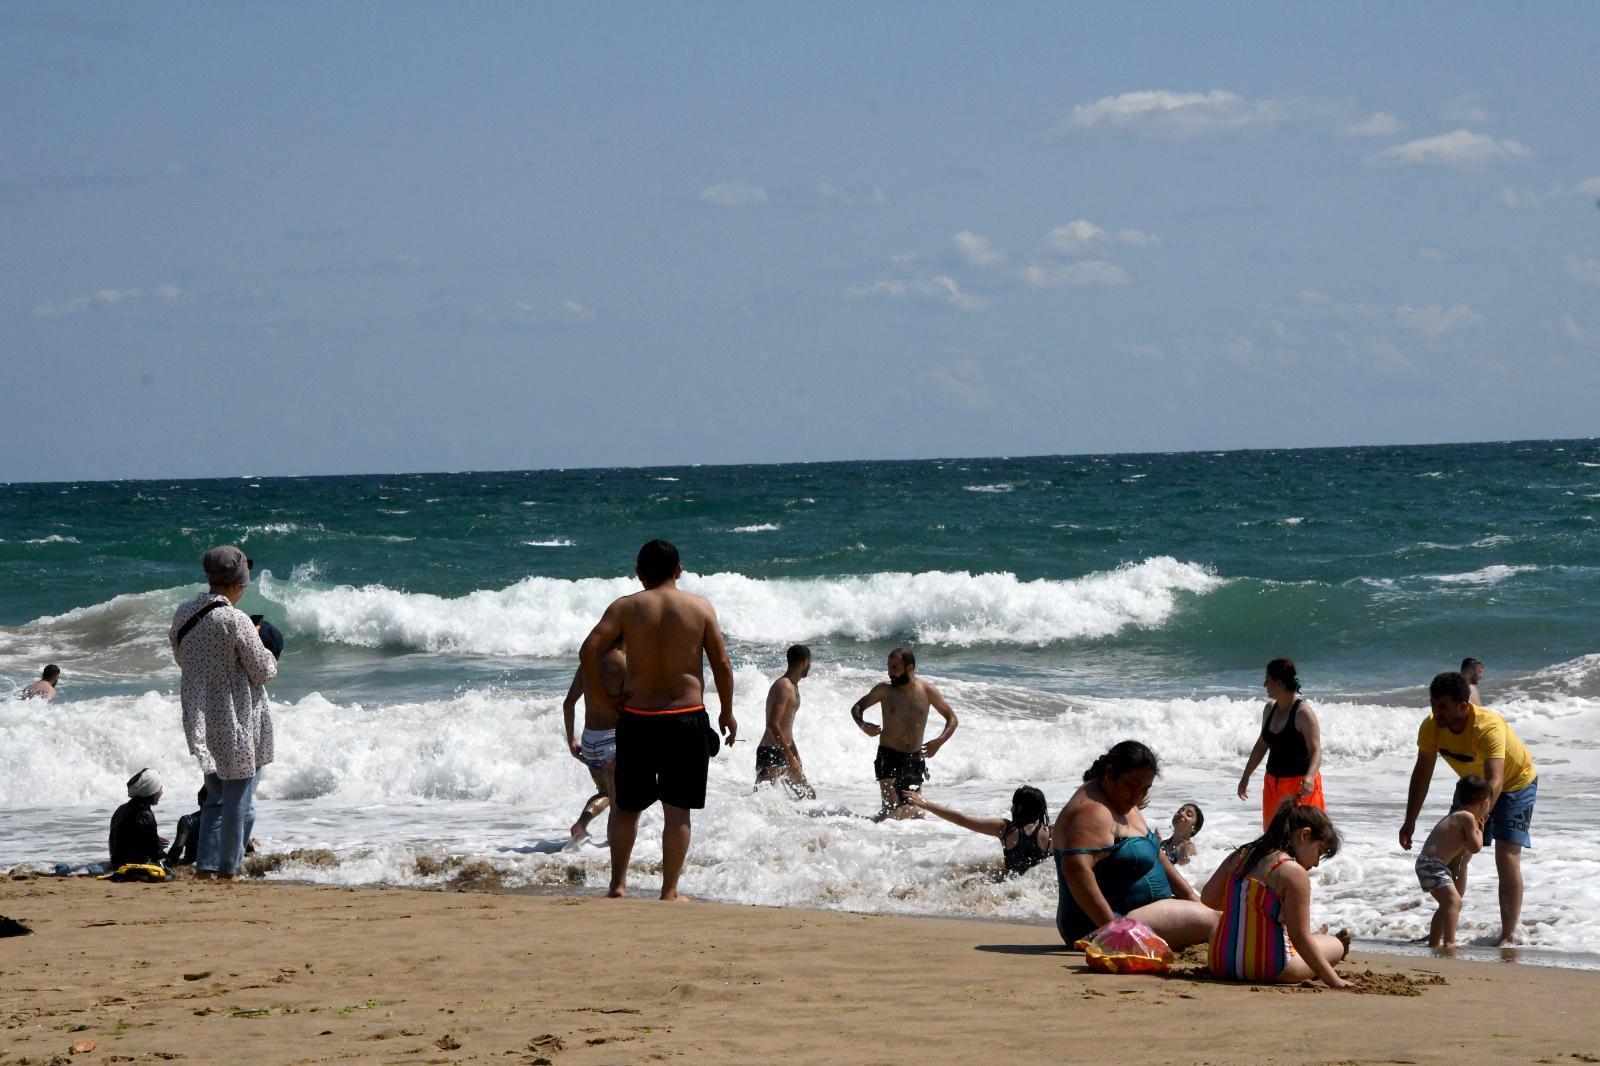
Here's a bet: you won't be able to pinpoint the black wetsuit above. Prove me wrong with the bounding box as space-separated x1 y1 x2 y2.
108 797 165 869
1000 819 1050 877
165 810 201 867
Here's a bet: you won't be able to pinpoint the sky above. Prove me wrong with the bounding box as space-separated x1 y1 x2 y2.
4 3 1598 482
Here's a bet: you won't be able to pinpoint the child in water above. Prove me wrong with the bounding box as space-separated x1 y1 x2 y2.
1202 801 1351 989
1416 774 1493 949
1160 802 1203 866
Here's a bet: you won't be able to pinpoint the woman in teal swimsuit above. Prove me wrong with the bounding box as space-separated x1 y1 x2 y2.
1052 741 1219 949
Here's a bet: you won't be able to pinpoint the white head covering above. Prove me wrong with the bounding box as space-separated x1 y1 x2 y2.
127 768 162 798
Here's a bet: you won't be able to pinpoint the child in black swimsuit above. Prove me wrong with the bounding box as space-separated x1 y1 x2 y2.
903 786 1052 878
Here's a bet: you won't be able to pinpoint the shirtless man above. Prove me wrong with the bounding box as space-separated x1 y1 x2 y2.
580 539 736 900
561 637 625 839
850 648 958 820
756 644 815 799
20 664 59 701
1461 657 1484 704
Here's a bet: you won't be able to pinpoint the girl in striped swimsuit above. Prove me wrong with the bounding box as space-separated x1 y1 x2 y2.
1202 802 1352 989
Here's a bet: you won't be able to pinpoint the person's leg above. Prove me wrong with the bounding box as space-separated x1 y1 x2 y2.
659 803 692 901
216 774 257 879
195 773 225 876
572 768 611 838
1494 841 1523 945
607 808 641 897
1429 884 1462 947
1127 898 1219 950
1275 933 1346 983
243 768 260 853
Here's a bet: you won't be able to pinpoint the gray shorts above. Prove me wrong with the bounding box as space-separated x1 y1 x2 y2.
1415 854 1454 894
580 728 617 773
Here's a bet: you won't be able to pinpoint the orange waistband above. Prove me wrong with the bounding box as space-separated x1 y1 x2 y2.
622 704 706 716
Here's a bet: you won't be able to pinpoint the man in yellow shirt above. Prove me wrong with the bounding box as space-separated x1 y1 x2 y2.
1399 671 1537 946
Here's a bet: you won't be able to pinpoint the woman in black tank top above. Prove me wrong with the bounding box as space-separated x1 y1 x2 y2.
1236 657 1326 828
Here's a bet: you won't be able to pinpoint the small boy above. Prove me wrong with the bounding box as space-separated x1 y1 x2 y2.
1415 774 1493 948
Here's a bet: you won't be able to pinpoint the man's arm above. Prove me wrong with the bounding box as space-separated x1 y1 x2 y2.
1482 757 1506 811
561 667 584 759
703 606 737 745
579 603 625 717
851 685 888 736
1399 750 1438 850
922 684 958 757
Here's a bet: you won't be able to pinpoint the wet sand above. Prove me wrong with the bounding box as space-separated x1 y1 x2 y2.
3 875 1599 1065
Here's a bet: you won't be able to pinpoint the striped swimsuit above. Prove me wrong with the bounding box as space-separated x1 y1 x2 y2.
1209 854 1295 982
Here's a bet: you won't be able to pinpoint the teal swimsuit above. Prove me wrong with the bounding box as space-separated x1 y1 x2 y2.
1054 829 1174 945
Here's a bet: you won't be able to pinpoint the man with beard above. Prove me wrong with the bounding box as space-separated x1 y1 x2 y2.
850 648 958 819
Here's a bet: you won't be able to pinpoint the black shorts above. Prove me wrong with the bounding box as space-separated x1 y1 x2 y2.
755 743 789 777
615 709 712 812
874 746 927 802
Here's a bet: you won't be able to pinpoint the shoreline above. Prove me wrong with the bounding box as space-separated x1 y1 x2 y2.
4 876 1598 1064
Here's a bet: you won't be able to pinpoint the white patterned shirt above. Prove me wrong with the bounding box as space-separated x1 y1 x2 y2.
170 592 277 780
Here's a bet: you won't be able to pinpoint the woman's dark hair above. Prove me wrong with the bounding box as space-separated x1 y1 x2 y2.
1010 785 1048 827
1235 800 1340 874
1266 657 1301 693
1082 740 1160 784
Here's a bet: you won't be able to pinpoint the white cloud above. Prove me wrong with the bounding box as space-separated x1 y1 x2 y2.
394 253 426 268
888 250 919 265
1502 177 1600 209
952 230 1005 268
1575 177 1600 197
561 300 596 322
32 284 186 319
1044 220 1159 256
1417 248 1447 261
1017 260 1130 288
1395 303 1481 337
1364 129 1531 169
700 182 769 207
928 358 997 412
846 275 990 312
1442 94 1490 125
1339 112 1404 137
1569 256 1600 285
1558 314 1588 342
1060 89 1289 137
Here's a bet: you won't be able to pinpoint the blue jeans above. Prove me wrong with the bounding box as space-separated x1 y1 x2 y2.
197 770 260 876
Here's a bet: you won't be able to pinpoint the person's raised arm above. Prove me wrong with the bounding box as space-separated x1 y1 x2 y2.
921 684 959 758
851 685 887 737
1297 703 1323 798
1058 805 1118 929
1399 750 1437 850
1237 728 1268 800
900 793 1006 837
703 606 737 745
562 667 584 759
1200 848 1242 910
1277 864 1348 989
580 603 625 717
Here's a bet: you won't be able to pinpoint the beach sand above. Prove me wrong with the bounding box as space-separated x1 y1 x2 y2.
3 874 1598 1065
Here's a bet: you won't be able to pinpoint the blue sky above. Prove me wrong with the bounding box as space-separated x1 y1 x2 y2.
4 3 1598 481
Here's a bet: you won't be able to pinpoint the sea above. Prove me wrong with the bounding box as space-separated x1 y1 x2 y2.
3 440 1599 961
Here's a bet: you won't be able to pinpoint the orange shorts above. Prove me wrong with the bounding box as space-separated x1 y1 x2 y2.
1262 771 1325 828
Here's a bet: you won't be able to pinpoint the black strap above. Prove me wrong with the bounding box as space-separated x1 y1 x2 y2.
175 600 226 646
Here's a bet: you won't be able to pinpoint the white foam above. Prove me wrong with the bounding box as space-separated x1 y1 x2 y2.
730 523 780 533
24 535 80 544
964 483 1014 493
1426 564 1538 586
253 557 1221 656
522 538 575 547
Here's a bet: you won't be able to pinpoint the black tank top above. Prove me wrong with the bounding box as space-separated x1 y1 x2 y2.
1261 698 1312 777
1001 820 1049 876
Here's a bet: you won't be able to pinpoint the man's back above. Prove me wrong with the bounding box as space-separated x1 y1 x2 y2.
619 586 714 709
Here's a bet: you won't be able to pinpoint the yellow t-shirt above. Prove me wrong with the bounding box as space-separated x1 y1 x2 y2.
1417 705 1536 793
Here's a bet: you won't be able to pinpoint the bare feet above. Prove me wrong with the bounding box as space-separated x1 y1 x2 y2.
607 886 627 898
570 822 588 839
659 892 692 902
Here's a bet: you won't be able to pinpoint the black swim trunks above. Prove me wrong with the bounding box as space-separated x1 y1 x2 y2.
874 745 928 803
755 743 789 777
615 708 713 811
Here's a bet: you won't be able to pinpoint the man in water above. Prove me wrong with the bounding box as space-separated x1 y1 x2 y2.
1399 671 1537 946
850 648 958 819
1461 657 1484 704
580 539 736 900
755 644 815 798
20 664 59 701
561 637 625 839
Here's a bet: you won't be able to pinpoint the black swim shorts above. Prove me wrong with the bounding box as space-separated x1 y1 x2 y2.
615 708 712 811
874 745 928 802
755 743 789 777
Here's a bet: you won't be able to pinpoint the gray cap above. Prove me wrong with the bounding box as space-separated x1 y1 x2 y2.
202 544 250 586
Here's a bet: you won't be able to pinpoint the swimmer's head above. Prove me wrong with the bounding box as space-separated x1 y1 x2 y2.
1460 657 1484 684
1172 802 1204 837
888 647 915 686
1264 658 1300 697
635 539 682 588
42 664 60 683
787 644 811 676
1010 785 1048 826
1083 740 1159 811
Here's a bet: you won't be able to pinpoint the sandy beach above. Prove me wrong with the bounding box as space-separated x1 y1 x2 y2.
3 875 1598 1065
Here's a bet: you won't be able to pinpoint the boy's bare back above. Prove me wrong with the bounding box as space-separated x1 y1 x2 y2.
1420 809 1483 867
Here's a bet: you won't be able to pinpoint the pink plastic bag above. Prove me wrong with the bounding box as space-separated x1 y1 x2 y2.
1075 917 1175 975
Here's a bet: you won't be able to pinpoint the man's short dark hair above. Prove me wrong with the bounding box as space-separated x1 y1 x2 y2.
1429 671 1471 704
1453 774 1492 808
635 539 680 587
1461 657 1482 672
42 664 60 682
890 647 915 670
787 644 811 669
